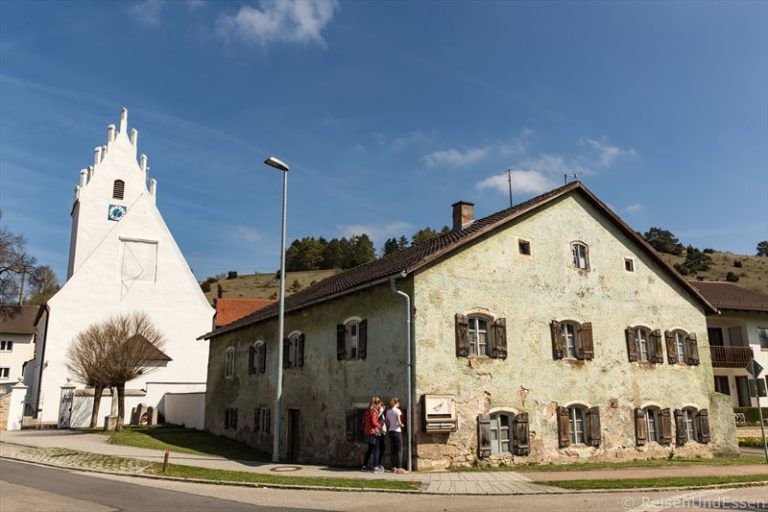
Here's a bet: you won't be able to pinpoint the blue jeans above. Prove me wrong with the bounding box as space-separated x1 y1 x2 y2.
363 435 380 468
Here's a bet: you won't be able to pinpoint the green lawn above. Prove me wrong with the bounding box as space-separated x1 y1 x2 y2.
147 463 419 491
454 455 767 473
96 426 269 461
541 474 768 490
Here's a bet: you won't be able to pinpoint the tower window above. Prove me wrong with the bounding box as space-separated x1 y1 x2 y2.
113 180 125 200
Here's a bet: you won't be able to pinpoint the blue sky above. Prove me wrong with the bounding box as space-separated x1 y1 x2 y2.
1 0 766 282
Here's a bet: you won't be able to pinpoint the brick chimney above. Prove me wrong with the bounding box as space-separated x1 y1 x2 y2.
452 201 475 231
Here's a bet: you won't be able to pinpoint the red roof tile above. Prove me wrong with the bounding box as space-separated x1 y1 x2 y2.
216 298 276 327
689 281 768 313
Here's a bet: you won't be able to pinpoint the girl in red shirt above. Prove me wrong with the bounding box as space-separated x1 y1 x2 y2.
361 396 383 472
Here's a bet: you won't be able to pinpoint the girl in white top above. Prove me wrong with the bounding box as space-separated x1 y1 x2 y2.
386 398 407 473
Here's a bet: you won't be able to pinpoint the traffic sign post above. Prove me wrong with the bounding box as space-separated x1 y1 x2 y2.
745 359 768 464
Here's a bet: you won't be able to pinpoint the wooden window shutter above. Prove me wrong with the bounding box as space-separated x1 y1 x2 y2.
282 338 290 369
265 408 271 434
587 406 601 447
345 409 356 441
254 408 261 432
686 333 700 365
550 320 564 360
513 412 530 456
674 409 687 445
477 414 492 458
259 344 267 373
233 409 238 430
358 319 368 359
297 334 305 367
635 408 647 447
455 314 469 357
248 345 256 375
336 324 347 361
659 408 673 445
557 406 570 448
665 330 677 364
224 409 229 430
492 318 508 359
625 327 638 362
577 322 594 360
651 329 664 364
697 409 710 443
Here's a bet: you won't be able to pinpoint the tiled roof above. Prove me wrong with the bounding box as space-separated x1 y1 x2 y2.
216 298 276 327
201 182 716 340
689 281 768 313
0 306 39 335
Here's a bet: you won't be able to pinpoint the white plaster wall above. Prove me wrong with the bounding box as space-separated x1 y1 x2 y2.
412 192 720 467
165 392 205 430
31 112 214 423
0 333 35 384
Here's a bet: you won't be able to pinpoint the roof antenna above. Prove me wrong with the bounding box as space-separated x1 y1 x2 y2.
506 169 513 208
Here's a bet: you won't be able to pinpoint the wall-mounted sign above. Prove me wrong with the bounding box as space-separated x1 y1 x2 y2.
423 394 457 433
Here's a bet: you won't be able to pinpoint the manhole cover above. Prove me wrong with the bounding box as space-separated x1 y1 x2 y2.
270 466 302 472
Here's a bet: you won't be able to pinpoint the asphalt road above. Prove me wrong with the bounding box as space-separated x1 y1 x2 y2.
0 459 322 512
2 458 768 512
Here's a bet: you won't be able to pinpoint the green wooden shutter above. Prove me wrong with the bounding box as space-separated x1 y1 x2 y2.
455 314 469 357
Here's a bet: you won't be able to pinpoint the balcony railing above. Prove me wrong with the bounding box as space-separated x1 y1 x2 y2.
710 346 754 368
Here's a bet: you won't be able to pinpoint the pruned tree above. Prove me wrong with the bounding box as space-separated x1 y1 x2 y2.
67 312 166 430
0 211 36 309
27 265 60 305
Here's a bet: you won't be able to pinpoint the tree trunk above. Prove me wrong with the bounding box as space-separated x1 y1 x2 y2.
116 383 125 431
90 384 103 428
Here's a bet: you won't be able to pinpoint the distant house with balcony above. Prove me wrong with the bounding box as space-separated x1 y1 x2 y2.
690 281 768 408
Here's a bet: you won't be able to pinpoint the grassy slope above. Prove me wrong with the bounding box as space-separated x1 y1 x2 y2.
203 269 343 303
658 251 768 295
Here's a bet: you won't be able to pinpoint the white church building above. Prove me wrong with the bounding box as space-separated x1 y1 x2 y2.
28 108 214 427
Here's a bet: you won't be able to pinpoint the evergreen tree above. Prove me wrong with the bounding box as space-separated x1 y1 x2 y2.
642 227 684 255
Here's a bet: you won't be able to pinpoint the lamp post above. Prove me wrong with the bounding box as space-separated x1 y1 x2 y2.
264 156 289 463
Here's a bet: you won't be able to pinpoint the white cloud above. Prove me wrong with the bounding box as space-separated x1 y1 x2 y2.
128 0 164 27
217 0 339 47
234 226 262 242
423 147 490 168
476 170 554 195
187 0 206 9
337 221 413 243
579 137 635 167
623 203 644 214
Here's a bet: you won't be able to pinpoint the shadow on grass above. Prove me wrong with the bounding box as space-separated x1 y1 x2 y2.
104 426 270 462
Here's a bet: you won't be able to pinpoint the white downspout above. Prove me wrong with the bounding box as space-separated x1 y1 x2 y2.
389 271 413 472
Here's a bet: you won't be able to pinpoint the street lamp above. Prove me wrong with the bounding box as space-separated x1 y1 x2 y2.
264 155 289 463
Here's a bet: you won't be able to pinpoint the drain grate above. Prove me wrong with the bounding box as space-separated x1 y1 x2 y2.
270 465 302 472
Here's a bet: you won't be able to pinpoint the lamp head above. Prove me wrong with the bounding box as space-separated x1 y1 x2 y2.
264 156 290 172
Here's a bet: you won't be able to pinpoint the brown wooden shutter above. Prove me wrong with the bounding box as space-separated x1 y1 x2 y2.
336 324 347 361
254 408 261 432
659 408 672 445
297 334 305 367
587 406 601 447
550 320 564 360
248 345 256 374
455 314 469 357
686 333 700 365
577 322 594 360
674 409 686 445
265 408 271 434
282 338 290 369
557 406 571 448
665 330 677 364
513 412 530 456
345 409 355 441
651 329 664 364
626 327 638 362
358 319 368 359
477 414 492 458
635 408 647 447
259 344 267 373
697 409 710 443
233 409 238 430
492 318 508 359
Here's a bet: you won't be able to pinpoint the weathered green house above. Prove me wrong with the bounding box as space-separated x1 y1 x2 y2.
201 182 737 469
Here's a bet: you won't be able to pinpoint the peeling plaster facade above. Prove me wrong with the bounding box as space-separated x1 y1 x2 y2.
205 190 737 468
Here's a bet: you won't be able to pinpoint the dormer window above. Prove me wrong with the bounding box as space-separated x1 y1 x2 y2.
113 179 125 200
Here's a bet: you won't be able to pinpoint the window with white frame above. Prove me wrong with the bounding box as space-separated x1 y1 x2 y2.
468 315 491 356
569 405 588 445
636 327 651 362
489 412 514 454
684 408 696 442
248 341 266 374
571 242 589 270
225 347 235 378
562 322 578 359
645 407 660 443
0 368 9 379
286 332 304 368
674 330 687 363
0 340 13 351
